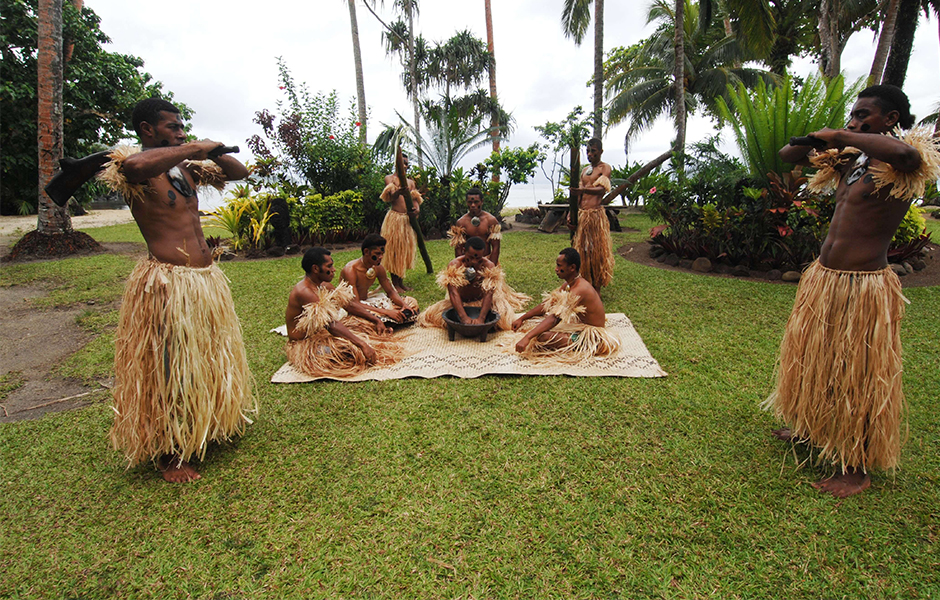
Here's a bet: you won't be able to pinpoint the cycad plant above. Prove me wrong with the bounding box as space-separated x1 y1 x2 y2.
716 73 863 182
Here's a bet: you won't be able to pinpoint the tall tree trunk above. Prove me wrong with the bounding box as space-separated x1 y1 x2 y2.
592 0 604 139
673 0 686 173
484 0 500 158
37 0 70 234
882 0 919 87
347 0 368 144
406 2 422 168
868 0 900 85
818 0 841 78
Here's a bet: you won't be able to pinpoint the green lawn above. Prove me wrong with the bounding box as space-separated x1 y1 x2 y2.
1 219 938 599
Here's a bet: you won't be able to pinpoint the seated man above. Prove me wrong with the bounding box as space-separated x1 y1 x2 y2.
285 247 401 377
341 233 419 326
448 187 501 264
513 247 620 361
418 236 529 331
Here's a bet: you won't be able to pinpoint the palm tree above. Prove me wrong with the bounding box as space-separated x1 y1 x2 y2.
363 0 424 165
346 0 367 143
882 0 939 86
561 0 605 139
605 0 776 159
36 0 70 235
484 0 500 155
818 0 878 78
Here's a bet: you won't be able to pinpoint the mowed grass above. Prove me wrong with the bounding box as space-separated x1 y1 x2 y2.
1 217 939 599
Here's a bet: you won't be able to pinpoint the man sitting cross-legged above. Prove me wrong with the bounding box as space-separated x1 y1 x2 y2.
341 233 420 326
418 236 529 332
513 247 620 361
285 247 402 378
448 187 501 264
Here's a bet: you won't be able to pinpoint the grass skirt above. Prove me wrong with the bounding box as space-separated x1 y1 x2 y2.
110 259 256 467
764 260 907 472
417 264 526 330
380 210 416 277
286 318 402 378
573 207 614 288
521 322 620 363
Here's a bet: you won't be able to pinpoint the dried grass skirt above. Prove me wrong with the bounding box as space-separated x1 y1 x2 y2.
572 207 614 288
380 210 416 277
110 259 257 467
764 260 907 472
286 318 403 377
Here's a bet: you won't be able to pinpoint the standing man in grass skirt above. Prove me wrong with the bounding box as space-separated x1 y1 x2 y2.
100 98 257 483
768 85 940 497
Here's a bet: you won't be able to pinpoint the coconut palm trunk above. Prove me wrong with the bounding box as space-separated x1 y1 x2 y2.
405 1 423 168
882 0 920 87
484 0 500 156
347 0 368 143
592 0 604 139
36 0 70 234
869 0 900 84
673 0 686 172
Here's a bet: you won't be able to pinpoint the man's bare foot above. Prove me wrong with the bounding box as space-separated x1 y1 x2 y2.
391 275 412 292
811 468 870 498
158 455 201 483
772 427 794 441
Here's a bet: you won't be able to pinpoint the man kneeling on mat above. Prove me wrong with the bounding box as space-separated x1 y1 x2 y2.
513 247 620 361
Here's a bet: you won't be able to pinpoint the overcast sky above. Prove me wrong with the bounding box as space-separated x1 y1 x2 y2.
87 0 939 204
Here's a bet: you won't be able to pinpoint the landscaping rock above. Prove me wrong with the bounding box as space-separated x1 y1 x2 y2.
781 270 802 282
731 265 750 277
912 258 927 271
715 263 733 275
649 246 666 259
679 259 694 270
266 246 286 257
219 251 235 261
692 257 712 272
754 263 772 272
285 244 301 255
890 263 908 276
902 262 914 274
664 253 680 267
766 269 782 281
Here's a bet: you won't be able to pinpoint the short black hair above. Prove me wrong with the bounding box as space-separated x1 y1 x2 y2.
466 187 483 199
302 247 331 273
587 138 603 150
361 233 386 252
466 236 486 251
857 85 915 129
132 98 180 136
559 247 581 270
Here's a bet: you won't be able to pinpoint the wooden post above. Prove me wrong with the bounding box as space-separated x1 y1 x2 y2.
568 142 580 242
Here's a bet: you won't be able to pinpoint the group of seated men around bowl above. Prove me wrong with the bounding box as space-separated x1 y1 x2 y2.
283 186 621 379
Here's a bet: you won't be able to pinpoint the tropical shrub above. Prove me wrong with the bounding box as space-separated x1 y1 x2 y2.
208 194 273 251
893 205 927 245
290 190 368 245
717 73 863 182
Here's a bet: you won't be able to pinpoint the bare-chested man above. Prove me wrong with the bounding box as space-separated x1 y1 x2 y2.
513 247 620 360
380 153 422 292
448 187 501 264
101 98 256 483
340 233 419 325
767 84 940 498
570 138 615 291
286 247 402 378
418 236 527 331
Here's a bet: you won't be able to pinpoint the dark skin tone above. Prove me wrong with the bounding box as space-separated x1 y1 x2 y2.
340 246 418 323
120 110 248 483
774 96 922 498
383 155 420 292
454 194 501 264
446 246 495 325
512 254 606 353
285 255 381 362
569 143 612 211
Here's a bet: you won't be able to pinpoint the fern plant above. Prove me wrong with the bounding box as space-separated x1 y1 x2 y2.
717 74 863 182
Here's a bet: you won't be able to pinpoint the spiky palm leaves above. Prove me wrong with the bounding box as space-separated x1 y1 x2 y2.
716 73 863 181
